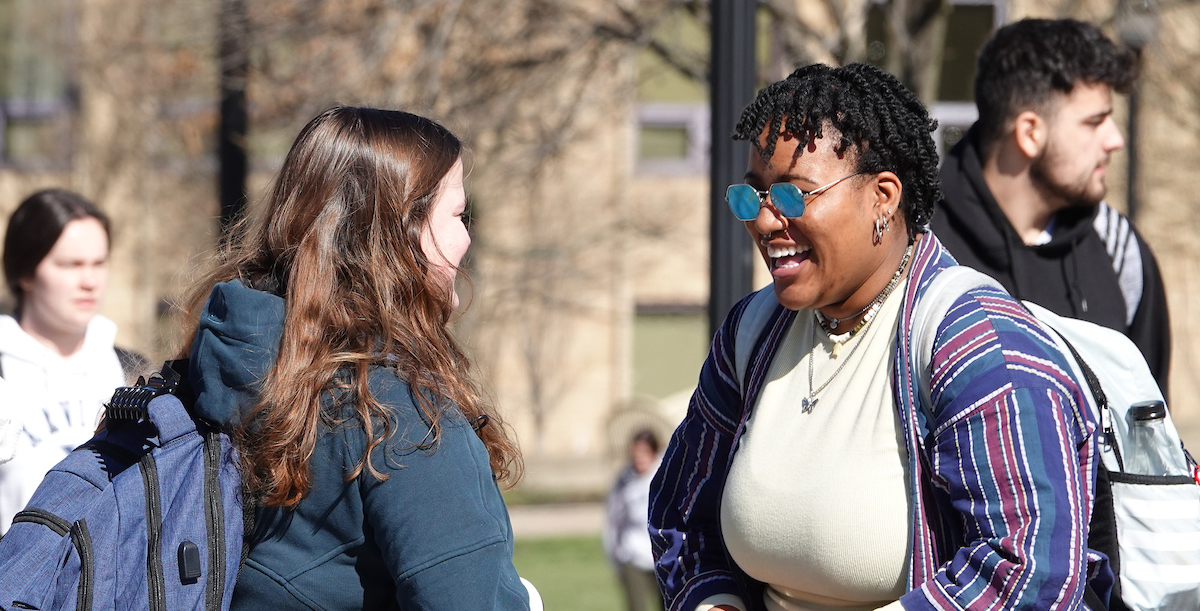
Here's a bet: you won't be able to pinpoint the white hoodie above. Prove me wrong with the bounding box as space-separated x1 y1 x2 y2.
0 314 125 533
0 377 16 465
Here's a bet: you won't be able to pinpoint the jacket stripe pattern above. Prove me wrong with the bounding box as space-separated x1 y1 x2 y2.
1091 201 1143 327
648 233 1105 611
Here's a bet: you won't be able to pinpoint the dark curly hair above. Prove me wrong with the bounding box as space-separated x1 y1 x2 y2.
733 63 941 234
974 18 1135 150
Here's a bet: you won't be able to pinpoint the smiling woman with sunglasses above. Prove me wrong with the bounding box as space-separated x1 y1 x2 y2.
649 63 1108 611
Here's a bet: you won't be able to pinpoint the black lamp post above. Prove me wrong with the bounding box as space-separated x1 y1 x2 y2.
1117 0 1159 222
708 0 758 338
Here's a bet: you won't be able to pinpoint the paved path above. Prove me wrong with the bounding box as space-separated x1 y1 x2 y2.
509 502 605 539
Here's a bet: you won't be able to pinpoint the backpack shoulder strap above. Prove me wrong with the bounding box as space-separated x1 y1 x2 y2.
1020 302 1111 406
910 266 1110 425
734 288 784 391
107 359 201 444
910 266 1003 413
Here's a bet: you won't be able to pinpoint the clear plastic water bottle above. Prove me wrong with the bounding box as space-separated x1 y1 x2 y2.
1124 400 1188 476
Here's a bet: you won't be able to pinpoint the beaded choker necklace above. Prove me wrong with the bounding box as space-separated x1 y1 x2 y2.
815 243 913 344
815 296 874 331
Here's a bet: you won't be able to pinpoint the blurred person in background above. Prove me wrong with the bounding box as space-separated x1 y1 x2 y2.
932 18 1170 394
0 377 16 465
605 428 664 611
176 106 535 609
0 189 144 534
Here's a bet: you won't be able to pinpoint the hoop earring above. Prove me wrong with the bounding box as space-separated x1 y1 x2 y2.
873 218 884 244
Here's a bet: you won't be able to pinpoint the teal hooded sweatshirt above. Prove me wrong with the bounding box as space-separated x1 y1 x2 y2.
189 281 529 610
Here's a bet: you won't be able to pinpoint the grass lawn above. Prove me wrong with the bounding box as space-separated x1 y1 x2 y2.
513 535 624 611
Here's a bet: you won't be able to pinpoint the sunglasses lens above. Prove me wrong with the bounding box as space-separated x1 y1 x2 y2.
769 183 806 218
726 185 761 221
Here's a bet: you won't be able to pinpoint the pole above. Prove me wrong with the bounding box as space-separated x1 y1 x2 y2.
708 0 758 338
1126 47 1141 221
217 0 249 232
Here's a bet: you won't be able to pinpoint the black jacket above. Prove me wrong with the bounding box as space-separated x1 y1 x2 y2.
932 126 1171 396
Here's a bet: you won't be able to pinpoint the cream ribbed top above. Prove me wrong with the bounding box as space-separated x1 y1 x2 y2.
717 278 911 611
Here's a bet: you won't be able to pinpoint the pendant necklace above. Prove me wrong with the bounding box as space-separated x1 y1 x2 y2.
802 311 876 413
803 242 913 413
816 244 913 356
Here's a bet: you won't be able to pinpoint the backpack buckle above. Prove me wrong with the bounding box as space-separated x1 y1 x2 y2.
105 361 185 423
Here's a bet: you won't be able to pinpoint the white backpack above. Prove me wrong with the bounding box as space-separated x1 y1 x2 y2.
915 266 1200 611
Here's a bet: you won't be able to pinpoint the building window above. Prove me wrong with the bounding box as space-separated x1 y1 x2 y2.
632 303 708 399
0 99 72 167
635 103 709 175
865 0 1003 158
865 0 1003 102
0 0 75 168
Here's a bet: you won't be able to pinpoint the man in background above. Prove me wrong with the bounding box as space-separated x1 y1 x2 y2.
933 18 1171 394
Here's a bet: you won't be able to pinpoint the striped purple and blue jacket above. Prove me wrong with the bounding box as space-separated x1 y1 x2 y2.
648 232 1108 611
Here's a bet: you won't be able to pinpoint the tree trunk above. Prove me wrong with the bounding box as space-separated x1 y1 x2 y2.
217 0 248 232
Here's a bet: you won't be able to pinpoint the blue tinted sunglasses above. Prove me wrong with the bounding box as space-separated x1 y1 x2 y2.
726 172 863 221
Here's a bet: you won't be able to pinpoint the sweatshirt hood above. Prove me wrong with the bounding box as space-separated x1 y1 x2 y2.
937 126 1098 271
189 280 285 428
0 314 119 367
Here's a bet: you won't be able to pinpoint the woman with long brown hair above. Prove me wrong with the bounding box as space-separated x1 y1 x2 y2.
180 107 531 609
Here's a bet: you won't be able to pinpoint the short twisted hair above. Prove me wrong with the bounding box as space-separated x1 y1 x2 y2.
974 18 1136 149
733 63 941 233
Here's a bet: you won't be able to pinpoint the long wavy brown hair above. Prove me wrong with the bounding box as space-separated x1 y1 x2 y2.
179 107 521 508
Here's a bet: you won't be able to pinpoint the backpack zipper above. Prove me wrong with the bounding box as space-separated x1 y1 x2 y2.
12 508 71 536
71 519 94 611
140 453 167 611
203 429 226 611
